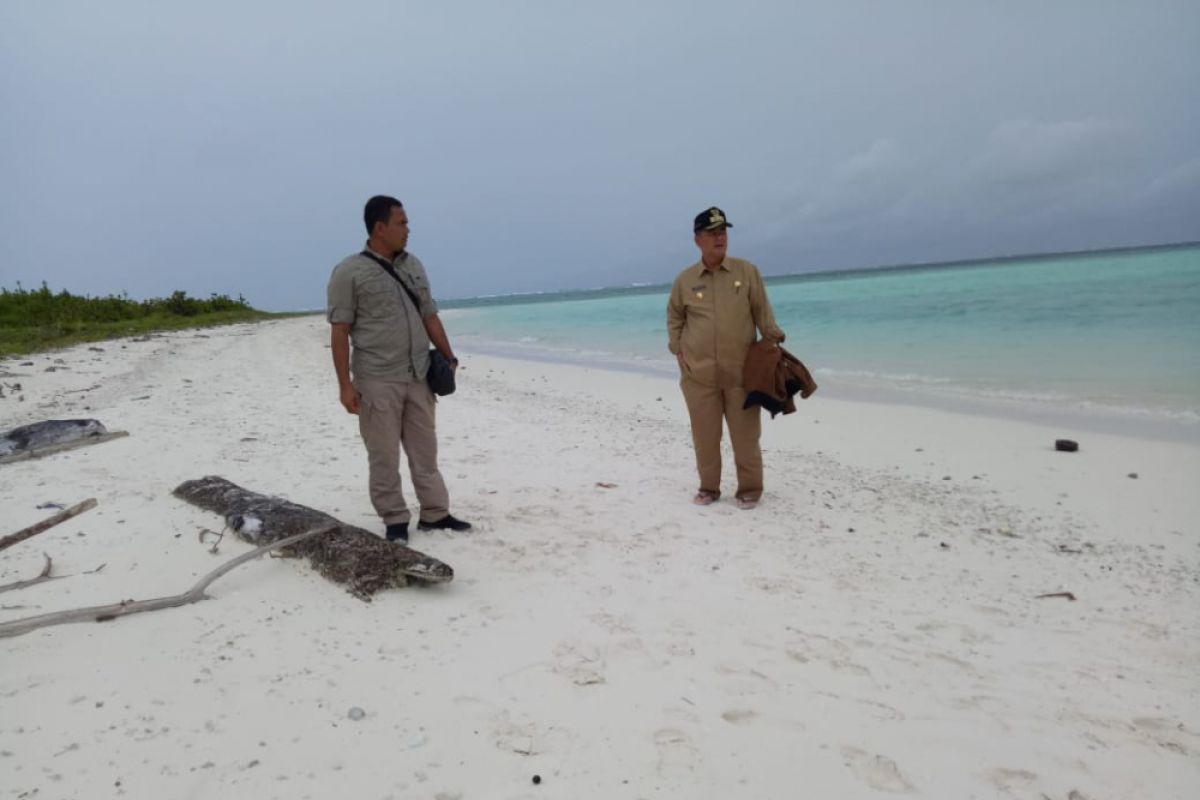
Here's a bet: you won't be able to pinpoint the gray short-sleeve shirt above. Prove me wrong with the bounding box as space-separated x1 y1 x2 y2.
327 249 439 382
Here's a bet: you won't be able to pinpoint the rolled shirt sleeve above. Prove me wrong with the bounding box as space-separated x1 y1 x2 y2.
326 261 357 325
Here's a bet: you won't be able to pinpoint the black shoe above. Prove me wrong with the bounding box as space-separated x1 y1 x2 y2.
385 522 409 543
417 514 473 532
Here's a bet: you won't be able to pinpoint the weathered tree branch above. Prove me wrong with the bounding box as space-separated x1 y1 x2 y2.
0 431 129 465
0 524 335 639
0 498 98 552
0 554 63 595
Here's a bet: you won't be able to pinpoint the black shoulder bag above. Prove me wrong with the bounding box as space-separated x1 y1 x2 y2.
360 251 456 396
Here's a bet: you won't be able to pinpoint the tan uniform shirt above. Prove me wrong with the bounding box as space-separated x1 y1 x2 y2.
326 248 439 382
667 257 784 389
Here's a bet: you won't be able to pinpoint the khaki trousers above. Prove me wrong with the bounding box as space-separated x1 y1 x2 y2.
356 378 449 525
680 377 763 500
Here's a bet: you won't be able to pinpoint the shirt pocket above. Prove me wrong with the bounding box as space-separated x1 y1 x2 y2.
356 274 401 319
404 269 429 291
682 286 713 312
404 271 434 310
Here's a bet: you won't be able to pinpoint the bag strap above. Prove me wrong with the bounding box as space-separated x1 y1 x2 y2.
360 250 422 312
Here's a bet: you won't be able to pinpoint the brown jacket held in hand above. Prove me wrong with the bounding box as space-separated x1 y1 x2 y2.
742 341 818 417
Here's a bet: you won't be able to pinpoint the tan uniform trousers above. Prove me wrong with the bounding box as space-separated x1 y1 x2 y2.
356 378 449 525
680 377 763 501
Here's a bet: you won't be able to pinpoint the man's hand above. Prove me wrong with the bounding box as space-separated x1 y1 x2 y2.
339 383 361 415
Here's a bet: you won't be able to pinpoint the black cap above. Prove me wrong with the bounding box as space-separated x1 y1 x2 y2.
693 206 733 233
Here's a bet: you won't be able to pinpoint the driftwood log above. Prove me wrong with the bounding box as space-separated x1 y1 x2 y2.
0 419 129 465
173 476 453 599
0 498 98 552
0 526 333 639
0 431 129 464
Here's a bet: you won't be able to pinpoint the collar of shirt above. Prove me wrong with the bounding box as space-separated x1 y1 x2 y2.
364 243 409 264
694 258 731 278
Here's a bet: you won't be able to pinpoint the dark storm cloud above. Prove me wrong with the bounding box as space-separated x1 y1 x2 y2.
1 1 1197 309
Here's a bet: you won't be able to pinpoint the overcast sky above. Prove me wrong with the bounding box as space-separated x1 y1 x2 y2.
2 1 1198 310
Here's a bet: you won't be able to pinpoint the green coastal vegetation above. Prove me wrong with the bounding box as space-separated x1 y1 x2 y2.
0 282 281 357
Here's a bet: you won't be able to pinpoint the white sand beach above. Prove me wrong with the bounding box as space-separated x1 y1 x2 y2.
1 316 1197 799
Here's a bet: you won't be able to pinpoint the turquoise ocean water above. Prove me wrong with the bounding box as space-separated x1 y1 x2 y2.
446 245 1200 434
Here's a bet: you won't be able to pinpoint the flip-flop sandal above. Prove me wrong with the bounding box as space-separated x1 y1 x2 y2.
693 491 718 506
736 497 759 510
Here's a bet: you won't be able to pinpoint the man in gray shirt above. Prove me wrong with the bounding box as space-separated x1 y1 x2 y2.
327 195 472 542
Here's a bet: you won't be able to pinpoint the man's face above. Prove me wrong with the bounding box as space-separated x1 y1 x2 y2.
375 206 410 253
694 225 729 264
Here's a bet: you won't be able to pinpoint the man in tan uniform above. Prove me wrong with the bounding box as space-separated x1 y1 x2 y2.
327 195 472 542
667 207 785 510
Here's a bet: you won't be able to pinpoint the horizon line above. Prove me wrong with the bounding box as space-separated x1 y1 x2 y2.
439 238 1200 307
